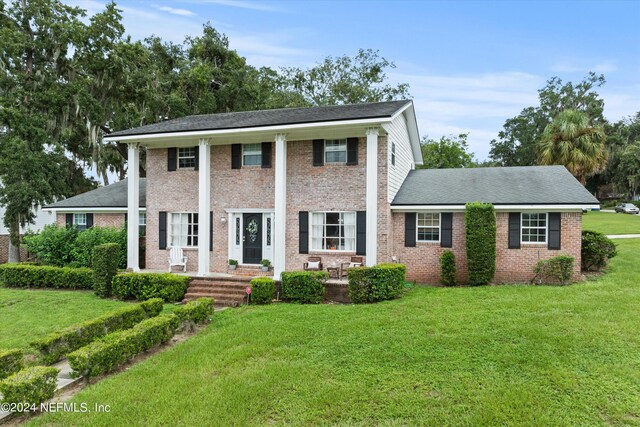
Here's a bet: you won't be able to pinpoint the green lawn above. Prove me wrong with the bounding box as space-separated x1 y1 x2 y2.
0 288 131 351
583 210 640 235
28 239 640 426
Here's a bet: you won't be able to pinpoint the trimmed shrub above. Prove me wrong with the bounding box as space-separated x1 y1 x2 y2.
0 264 93 289
440 250 457 286
93 243 119 298
249 277 276 304
67 314 179 378
532 255 575 285
139 298 164 317
348 263 407 304
0 349 24 380
0 366 59 407
465 202 496 285
281 271 328 304
30 302 157 364
174 298 215 331
582 230 617 271
112 273 190 303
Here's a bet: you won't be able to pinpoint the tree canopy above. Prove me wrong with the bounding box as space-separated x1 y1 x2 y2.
418 134 475 169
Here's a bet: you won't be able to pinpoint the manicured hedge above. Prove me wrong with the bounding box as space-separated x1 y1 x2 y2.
533 255 575 285
581 230 617 271
93 243 119 298
249 277 276 304
139 298 164 318
347 263 407 304
67 314 179 378
0 366 59 407
440 250 457 286
465 202 496 285
174 298 215 331
0 349 24 380
281 271 328 304
30 302 157 364
0 264 93 290
112 273 190 303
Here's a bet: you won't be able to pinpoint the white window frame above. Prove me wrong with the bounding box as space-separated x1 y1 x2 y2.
310 211 356 252
178 147 196 169
169 212 198 248
242 143 262 166
416 212 440 243
73 213 87 227
391 141 396 166
324 139 347 164
521 212 547 244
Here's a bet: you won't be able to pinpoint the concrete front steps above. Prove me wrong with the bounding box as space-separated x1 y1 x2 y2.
184 269 272 307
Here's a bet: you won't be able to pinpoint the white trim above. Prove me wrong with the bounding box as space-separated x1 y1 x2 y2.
45 207 147 213
127 143 140 272
104 117 391 143
224 208 275 214
391 204 599 211
365 127 378 266
273 133 287 279
197 140 211 275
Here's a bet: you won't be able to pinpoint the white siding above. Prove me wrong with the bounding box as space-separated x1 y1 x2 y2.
0 205 55 235
384 113 415 202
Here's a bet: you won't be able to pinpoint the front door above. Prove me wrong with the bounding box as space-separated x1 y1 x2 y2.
243 213 262 264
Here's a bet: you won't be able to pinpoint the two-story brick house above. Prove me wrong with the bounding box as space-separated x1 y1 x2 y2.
100 100 598 284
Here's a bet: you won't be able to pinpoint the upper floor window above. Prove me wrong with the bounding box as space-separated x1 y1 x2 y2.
178 147 196 168
170 212 198 247
325 139 347 163
391 142 396 166
417 213 440 242
74 213 87 231
521 213 547 244
243 143 262 166
311 211 356 251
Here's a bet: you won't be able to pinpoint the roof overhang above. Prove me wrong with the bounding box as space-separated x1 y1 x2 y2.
390 204 600 212
44 207 146 213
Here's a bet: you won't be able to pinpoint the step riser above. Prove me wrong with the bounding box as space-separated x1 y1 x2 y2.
187 287 247 295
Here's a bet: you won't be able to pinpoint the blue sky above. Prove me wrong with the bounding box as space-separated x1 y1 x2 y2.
71 0 640 160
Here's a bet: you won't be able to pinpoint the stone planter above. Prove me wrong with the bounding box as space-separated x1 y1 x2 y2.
229 264 237 271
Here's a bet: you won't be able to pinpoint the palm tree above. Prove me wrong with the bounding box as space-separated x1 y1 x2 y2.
537 109 608 184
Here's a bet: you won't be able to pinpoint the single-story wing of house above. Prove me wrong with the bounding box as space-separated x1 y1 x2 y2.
50 100 598 284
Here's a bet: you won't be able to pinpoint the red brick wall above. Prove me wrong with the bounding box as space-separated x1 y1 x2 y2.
0 235 29 264
56 213 126 228
392 211 582 284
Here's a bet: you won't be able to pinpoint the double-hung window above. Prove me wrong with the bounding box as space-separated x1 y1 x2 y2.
74 213 87 231
521 213 547 243
170 213 198 247
243 143 262 166
178 147 196 168
311 212 356 251
417 213 440 242
324 139 347 163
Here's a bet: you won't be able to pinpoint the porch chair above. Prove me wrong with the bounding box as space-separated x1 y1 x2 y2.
303 256 323 271
168 246 187 272
340 256 364 278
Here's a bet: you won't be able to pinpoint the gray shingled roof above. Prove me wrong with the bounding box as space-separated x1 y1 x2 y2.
392 166 599 206
45 178 146 209
108 100 412 137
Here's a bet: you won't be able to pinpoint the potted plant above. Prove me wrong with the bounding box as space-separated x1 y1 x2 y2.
228 259 238 271
260 259 271 272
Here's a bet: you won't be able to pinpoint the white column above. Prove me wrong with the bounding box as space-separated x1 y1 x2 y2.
197 139 211 276
273 133 287 279
127 143 140 272
366 127 379 266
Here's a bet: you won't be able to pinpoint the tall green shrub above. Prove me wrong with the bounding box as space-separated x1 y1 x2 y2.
581 230 617 271
93 243 119 298
440 251 456 286
465 202 496 285
72 226 127 269
250 277 276 304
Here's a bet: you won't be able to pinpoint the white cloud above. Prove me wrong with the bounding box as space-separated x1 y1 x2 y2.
155 5 196 17
550 60 617 74
193 0 279 12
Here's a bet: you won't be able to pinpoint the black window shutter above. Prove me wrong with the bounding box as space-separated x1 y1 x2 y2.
168 148 177 171
508 212 521 249
86 213 94 228
405 213 416 247
194 146 199 170
440 213 453 248
261 142 272 168
548 212 561 250
347 137 358 165
159 211 167 250
312 139 324 166
299 211 309 254
231 144 241 169
65 213 73 227
356 211 366 255
209 211 214 251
